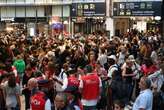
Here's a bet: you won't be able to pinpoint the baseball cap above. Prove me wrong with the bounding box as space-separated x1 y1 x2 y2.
108 55 117 61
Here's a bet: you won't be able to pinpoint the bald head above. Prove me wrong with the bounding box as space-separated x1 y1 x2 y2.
54 94 65 109
139 76 151 90
27 78 38 90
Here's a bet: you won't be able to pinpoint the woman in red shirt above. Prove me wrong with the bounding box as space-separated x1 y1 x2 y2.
141 58 158 76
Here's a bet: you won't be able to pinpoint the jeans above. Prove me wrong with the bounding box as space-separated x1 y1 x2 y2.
7 106 19 110
124 83 133 105
83 105 97 110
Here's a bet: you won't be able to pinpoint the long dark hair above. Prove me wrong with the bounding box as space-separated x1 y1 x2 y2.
8 73 16 88
144 58 153 67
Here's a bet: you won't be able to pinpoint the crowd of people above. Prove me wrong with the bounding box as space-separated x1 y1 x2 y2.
0 29 163 110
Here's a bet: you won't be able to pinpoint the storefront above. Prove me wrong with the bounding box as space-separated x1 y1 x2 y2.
0 0 71 36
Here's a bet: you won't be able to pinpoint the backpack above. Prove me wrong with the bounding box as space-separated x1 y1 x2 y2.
104 63 109 71
111 80 128 100
111 64 122 79
30 91 47 110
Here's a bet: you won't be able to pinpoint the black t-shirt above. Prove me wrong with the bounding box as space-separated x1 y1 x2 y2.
22 88 31 109
22 73 34 87
125 67 133 84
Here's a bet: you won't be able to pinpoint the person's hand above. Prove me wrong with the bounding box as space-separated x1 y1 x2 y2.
98 95 101 101
52 75 58 81
52 75 63 84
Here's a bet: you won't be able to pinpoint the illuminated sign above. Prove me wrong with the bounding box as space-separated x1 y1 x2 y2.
1 17 14 21
71 3 106 16
113 1 162 16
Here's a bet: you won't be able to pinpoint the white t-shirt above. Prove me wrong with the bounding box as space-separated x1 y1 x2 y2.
108 64 118 78
97 54 107 67
151 51 158 63
74 105 81 110
148 69 164 91
62 77 68 90
2 81 20 108
117 52 126 65
55 69 67 92
45 99 51 110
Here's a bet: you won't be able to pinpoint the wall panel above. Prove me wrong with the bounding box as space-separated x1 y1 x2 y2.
16 7 25 17
7 7 15 17
37 7 45 17
26 7 36 17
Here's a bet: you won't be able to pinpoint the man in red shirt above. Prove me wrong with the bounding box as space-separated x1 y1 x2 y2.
79 65 102 110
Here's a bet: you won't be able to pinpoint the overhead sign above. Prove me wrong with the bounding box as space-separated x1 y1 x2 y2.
71 3 106 17
72 0 105 3
113 1 162 16
1 17 14 21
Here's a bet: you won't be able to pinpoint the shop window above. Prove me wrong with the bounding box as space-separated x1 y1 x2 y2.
37 7 45 17
7 0 15 3
1 7 7 18
45 6 52 17
26 0 34 3
35 0 44 3
26 7 36 17
6 7 15 17
16 0 24 3
1 0 6 4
